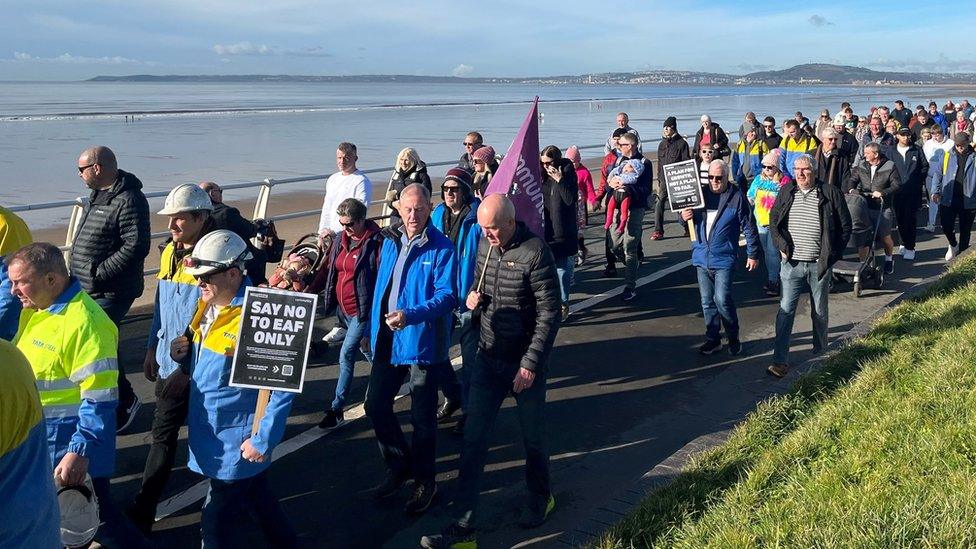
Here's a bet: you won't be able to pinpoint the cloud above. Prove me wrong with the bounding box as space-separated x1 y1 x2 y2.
11 51 146 65
212 42 332 57
866 54 976 73
734 63 774 72
452 63 474 77
808 14 833 27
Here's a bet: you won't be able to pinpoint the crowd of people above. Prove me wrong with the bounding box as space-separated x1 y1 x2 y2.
1 95 975 548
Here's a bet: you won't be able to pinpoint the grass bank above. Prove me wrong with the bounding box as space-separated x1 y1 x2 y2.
598 255 976 548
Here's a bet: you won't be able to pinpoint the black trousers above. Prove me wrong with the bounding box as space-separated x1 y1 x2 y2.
893 194 921 250
130 373 190 523
940 204 976 250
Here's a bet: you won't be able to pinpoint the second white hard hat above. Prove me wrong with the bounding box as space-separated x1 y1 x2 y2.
183 229 252 276
158 183 214 216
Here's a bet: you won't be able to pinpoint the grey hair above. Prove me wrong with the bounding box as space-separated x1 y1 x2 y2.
822 128 839 140
400 183 431 203
5 242 69 278
863 142 882 154
336 197 367 221
708 159 730 177
793 154 815 170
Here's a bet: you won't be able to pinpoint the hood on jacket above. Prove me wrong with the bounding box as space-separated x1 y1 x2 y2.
91 169 143 205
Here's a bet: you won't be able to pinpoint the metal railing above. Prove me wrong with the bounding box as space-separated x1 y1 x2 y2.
8 141 620 277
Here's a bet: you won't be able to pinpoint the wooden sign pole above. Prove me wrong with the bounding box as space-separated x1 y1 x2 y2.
252 389 271 436
688 220 698 242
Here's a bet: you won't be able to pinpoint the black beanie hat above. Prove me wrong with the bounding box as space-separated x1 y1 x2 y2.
663 116 677 129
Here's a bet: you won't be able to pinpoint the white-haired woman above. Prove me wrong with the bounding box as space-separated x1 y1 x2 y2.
384 148 432 220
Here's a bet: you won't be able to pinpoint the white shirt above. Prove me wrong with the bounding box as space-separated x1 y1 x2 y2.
317 170 371 234
897 144 910 159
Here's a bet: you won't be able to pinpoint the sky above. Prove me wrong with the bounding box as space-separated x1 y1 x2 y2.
1 0 973 81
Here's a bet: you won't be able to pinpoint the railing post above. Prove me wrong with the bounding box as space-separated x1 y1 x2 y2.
253 178 274 221
63 197 87 264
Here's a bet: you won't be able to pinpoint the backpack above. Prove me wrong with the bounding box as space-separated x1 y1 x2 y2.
253 219 285 263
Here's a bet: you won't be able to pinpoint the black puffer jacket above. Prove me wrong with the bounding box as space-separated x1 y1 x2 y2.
656 134 692 193
843 155 902 209
388 162 433 219
543 158 579 259
69 170 151 300
693 123 730 159
474 222 560 372
210 202 267 284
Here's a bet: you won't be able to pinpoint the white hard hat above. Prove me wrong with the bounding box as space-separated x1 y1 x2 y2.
58 475 99 548
183 229 252 276
832 114 846 126
158 183 214 216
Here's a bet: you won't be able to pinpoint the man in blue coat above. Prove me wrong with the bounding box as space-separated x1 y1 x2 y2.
365 183 457 515
681 159 760 356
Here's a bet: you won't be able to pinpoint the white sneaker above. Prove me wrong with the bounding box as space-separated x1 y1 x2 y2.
925 224 936 232
945 246 959 261
897 245 906 256
322 325 347 343
902 249 916 261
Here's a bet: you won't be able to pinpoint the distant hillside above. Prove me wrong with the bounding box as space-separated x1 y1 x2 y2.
743 63 973 84
88 74 518 83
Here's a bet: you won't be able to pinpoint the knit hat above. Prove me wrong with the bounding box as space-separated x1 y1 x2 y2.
761 149 781 167
471 145 495 164
565 145 581 164
663 116 677 129
623 158 644 176
443 167 473 187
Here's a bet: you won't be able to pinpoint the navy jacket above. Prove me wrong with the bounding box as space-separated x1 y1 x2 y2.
690 184 760 270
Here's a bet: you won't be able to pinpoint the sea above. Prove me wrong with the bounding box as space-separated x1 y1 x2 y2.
0 81 955 227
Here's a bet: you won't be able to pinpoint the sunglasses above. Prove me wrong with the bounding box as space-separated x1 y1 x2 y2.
708 175 724 181
194 268 230 284
78 163 97 174
463 141 479 147
762 165 776 170
443 186 461 194
825 138 837 141
339 220 359 228
540 160 553 166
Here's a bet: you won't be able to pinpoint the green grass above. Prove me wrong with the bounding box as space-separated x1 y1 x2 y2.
598 255 976 548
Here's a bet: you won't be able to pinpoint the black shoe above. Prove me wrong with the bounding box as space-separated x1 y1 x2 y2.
884 259 895 275
116 394 141 434
318 409 344 429
404 481 437 514
699 339 723 355
728 338 742 356
452 414 466 435
602 267 618 278
764 281 780 297
518 493 556 529
372 471 410 500
621 287 637 302
436 400 461 423
124 503 155 536
420 522 477 548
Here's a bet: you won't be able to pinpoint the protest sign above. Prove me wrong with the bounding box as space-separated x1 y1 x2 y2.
663 159 706 241
230 286 317 394
484 96 545 237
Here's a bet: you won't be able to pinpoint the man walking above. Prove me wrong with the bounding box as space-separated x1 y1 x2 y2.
890 127 929 261
420 194 561 548
681 160 760 356
608 133 652 302
654 116 692 240
930 132 976 260
73 145 150 433
364 184 457 514
604 112 641 155
845 142 901 274
778 120 820 179
458 132 485 172
767 155 851 378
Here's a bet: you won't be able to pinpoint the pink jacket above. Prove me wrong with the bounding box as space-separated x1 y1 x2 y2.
576 165 596 205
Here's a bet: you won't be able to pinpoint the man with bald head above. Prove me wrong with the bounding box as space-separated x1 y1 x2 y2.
73 145 150 433
365 183 457 515
422 194 561 548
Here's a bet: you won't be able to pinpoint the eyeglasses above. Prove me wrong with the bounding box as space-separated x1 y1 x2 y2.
708 175 724 181
463 141 479 147
339 220 359 228
825 138 837 141
78 163 97 174
762 165 776 170
443 186 461 194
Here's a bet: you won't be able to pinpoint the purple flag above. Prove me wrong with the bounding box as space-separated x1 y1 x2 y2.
485 97 545 237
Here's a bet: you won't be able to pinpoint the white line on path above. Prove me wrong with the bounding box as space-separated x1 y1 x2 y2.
154 257 694 520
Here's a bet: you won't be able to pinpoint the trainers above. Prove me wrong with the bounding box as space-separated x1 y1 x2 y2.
621 287 637 302
897 245 906 256
925 224 936 232
902 249 916 261
436 400 461 423
404 481 437 514
372 471 410 500
321 325 347 343
318 409 344 429
728 338 742 356
650 230 664 241
946 245 959 261
560 304 571 322
420 522 477 549
767 363 789 378
518 493 556 529
602 266 618 278
116 394 141 434
699 339 722 355
452 415 466 435
884 259 894 275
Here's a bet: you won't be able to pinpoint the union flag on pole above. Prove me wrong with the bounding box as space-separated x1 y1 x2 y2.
484 97 545 238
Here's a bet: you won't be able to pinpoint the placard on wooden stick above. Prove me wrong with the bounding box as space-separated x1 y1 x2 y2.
662 159 706 241
230 286 317 434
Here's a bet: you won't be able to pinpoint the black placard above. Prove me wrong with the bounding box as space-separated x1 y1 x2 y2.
230 286 317 394
663 159 705 212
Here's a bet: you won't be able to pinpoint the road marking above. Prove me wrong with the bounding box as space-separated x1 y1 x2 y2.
155 256 693 520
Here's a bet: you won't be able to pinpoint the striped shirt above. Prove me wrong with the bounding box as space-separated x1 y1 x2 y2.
787 187 822 261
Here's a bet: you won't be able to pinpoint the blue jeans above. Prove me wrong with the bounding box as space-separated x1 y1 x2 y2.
553 255 574 304
757 225 781 284
695 267 739 343
201 471 297 548
331 309 373 413
774 260 830 364
92 477 151 548
454 353 549 528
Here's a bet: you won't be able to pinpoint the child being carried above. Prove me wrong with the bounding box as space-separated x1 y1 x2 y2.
604 159 644 234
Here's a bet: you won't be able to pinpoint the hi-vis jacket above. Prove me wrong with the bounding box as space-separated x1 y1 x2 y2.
0 206 32 341
186 280 295 481
778 134 820 179
148 241 201 379
15 278 119 478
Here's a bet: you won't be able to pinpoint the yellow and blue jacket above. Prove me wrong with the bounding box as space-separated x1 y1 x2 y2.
731 140 770 187
149 241 202 379
778 134 820 179
0 339 61 548
14 278 119 478
186 279 295 481
0 206 32 341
